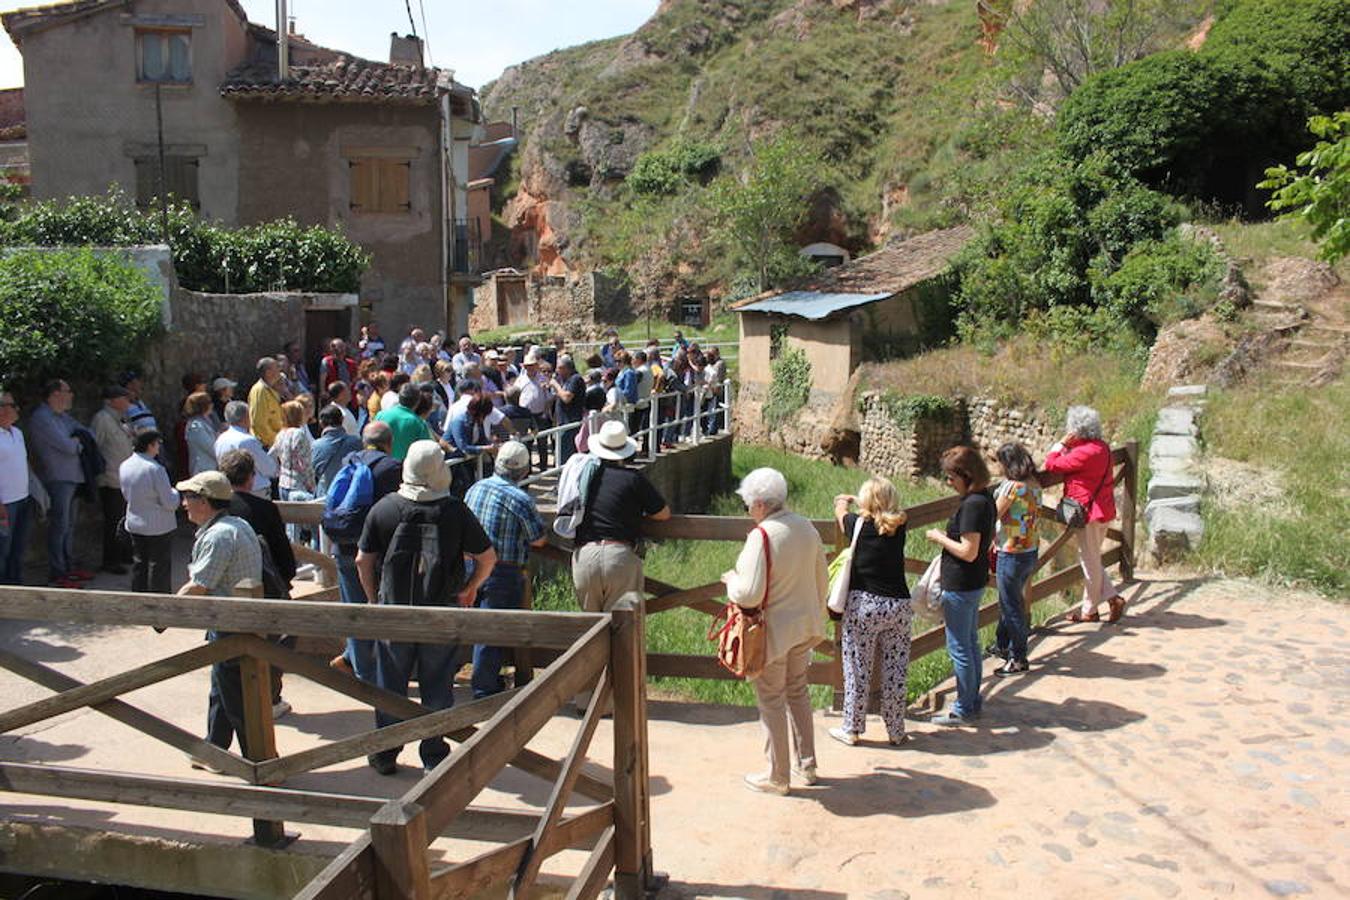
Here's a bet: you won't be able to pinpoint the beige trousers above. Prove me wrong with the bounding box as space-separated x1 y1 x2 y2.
1076 520 1119 614
572 542 644 709
751 638 818 785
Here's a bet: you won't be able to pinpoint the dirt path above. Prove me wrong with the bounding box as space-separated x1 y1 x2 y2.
645 572 1348 899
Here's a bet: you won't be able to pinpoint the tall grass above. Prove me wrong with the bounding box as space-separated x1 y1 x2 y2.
1194 376 1349 596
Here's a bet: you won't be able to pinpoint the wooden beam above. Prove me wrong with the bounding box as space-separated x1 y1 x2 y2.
276 500 325 527
0 636 248 734
901 495 962 529
565 826 616 900
371 800 432 900
0 588 602 649
644 582 726 616
238 635 430 720
294 833 376 900
0 761 383 827
512 669 611 898
1031 526 1079 577
0 649 253 781
411 618 611 837
429 804 614 899
646 652 836 685
254 690 517 784
608 596 652 899
638 514 836 543
293 541 337 578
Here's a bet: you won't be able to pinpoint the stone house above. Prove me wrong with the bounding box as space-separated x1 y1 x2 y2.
2 0 482 338
0 87 27 189
732 225 974 452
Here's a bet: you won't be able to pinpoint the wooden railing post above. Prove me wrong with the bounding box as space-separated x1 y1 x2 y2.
371 800 431 900
609 594 652 899
234 578 289 847
1119 440 1139 582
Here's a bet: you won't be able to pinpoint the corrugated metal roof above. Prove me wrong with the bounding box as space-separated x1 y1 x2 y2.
736 290 893 320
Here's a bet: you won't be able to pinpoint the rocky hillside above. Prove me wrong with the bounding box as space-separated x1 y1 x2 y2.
480 0 1011 281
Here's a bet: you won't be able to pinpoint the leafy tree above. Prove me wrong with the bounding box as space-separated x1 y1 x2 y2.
627 140 720 196
708 136 821 295
0 249 163 394
1259 113 1350 263
994 0 1211 100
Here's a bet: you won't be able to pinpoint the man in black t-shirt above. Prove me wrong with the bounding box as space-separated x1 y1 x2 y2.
550 354 587 465
570 421 670 615
356 440 497 774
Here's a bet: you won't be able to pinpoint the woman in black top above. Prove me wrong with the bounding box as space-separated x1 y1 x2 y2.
924 445 996 726
830 476 913 746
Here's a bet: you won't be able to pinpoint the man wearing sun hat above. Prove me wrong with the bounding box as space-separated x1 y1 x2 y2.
570 420 670 616
356 440 497 775
174 469 263 761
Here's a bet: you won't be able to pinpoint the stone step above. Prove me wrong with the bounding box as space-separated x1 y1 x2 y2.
1252 299 1301 312
1154 405 1199 437
1289 338 1339 351
1305 323 1350 338
1273 359 1324 371
1148 472 1205 501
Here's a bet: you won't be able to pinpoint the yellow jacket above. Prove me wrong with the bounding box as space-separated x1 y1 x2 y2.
248 380 283 448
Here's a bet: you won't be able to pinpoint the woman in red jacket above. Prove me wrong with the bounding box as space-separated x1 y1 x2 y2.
1043 405 1126 623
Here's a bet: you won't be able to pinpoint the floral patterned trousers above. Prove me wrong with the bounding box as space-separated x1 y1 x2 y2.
841 589 914 741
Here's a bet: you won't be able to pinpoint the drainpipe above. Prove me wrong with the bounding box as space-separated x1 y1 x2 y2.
440 90 452 332
275 0 289 80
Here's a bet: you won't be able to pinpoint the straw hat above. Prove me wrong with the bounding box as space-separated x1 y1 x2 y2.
590 420 637 461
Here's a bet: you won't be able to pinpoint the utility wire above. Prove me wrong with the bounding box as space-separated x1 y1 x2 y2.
418 0 433 65
404 0 417 36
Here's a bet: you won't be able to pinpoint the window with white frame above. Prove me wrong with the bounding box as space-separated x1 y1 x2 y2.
136 29 191 83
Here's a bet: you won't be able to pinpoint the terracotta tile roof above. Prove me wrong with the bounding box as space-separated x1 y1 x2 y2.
221 54 445 106
734 225 976 312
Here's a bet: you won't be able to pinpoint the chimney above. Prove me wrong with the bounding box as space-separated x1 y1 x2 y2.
275 0 289 80
389 33 424 68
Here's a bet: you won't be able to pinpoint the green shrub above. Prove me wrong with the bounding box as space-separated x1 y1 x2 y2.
1260 112 1350 263
1091 233 1220 336
0 190 371 293
877 393 956 430
0 249 162 393
627 140 721 195
762 346 811 427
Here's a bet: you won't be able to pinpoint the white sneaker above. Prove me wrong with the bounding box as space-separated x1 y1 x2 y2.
829 726 859 746
188 755 223 774
743 772 789 796
272 700 292 719
792 765 818 786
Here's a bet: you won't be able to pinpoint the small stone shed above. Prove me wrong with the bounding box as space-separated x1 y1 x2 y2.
735 225 974 398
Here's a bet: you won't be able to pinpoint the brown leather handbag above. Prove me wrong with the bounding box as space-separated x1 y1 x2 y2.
709 526 771 679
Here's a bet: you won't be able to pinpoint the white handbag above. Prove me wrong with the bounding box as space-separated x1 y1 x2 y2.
914 555 944 611
826 517 864 614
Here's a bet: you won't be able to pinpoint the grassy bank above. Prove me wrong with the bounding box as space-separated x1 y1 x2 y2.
1194 376 1349 596
529 444 1079 708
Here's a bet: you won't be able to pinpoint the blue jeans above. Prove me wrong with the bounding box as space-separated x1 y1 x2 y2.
44 480 79 580
0 497 33 584
941 587 985 718
336 548 376 683
471 564 526 699
372 637 458 770
995 549 1038 663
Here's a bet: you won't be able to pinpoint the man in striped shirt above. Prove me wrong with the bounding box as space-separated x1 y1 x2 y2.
464 441 547 698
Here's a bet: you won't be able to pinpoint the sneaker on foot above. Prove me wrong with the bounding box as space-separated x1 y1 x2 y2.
828 726 859 747
931 711 968 727
272 700 292 719
996 658 1029 677
743 772 789 796
67 569 95 581
188 755 224 774
329 654 354 675
792 765 818 786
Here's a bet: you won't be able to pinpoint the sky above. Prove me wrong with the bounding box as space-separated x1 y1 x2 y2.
0 0 660 90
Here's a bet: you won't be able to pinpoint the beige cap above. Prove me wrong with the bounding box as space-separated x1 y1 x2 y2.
175 470 233 500
398 440 452 502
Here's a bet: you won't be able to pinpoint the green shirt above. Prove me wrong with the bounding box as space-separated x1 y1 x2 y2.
376 405 433 462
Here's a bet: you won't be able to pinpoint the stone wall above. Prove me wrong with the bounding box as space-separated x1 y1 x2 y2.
732 382 839 460
966 397 1061 461
857 392 1059 480
638 432 734 513
858 394 966 481
474 270 634 334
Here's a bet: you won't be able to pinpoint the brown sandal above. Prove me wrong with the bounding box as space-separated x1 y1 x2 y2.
1106 596 1127 623
1067 609 1100 623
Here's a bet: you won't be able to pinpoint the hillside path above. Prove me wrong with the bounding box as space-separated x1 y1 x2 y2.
646 573 1349 899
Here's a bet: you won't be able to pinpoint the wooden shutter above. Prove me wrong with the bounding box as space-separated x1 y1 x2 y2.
349 157 411 213
134 158 157 208
381 159 411 212
349 158 375 212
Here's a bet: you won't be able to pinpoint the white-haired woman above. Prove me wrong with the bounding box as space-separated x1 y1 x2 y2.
721 467 828 796
1044 405 1124 623
830 476 913 746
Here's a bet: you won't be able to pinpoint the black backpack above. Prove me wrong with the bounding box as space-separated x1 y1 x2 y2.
377 499 459 607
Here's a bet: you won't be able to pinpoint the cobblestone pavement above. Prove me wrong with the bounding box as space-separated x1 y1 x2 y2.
646 574 1349 899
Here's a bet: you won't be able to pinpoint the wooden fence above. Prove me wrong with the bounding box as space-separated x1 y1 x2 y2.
537 441 1138 697
0 589 655 900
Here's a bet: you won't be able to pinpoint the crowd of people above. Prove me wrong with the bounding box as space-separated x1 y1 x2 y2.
723 405 1124 795
0 323 694 775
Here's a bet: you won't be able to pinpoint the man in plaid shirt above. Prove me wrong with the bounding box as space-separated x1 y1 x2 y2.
465 440 547 698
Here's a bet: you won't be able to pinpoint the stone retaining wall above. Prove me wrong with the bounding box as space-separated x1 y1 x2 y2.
966 397 1060 461
732 382 838 460
1145 385 1207 561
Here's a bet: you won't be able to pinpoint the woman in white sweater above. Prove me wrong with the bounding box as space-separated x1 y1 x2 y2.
722 467 828 796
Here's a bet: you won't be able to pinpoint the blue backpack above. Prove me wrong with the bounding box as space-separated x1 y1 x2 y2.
321 455 376 545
